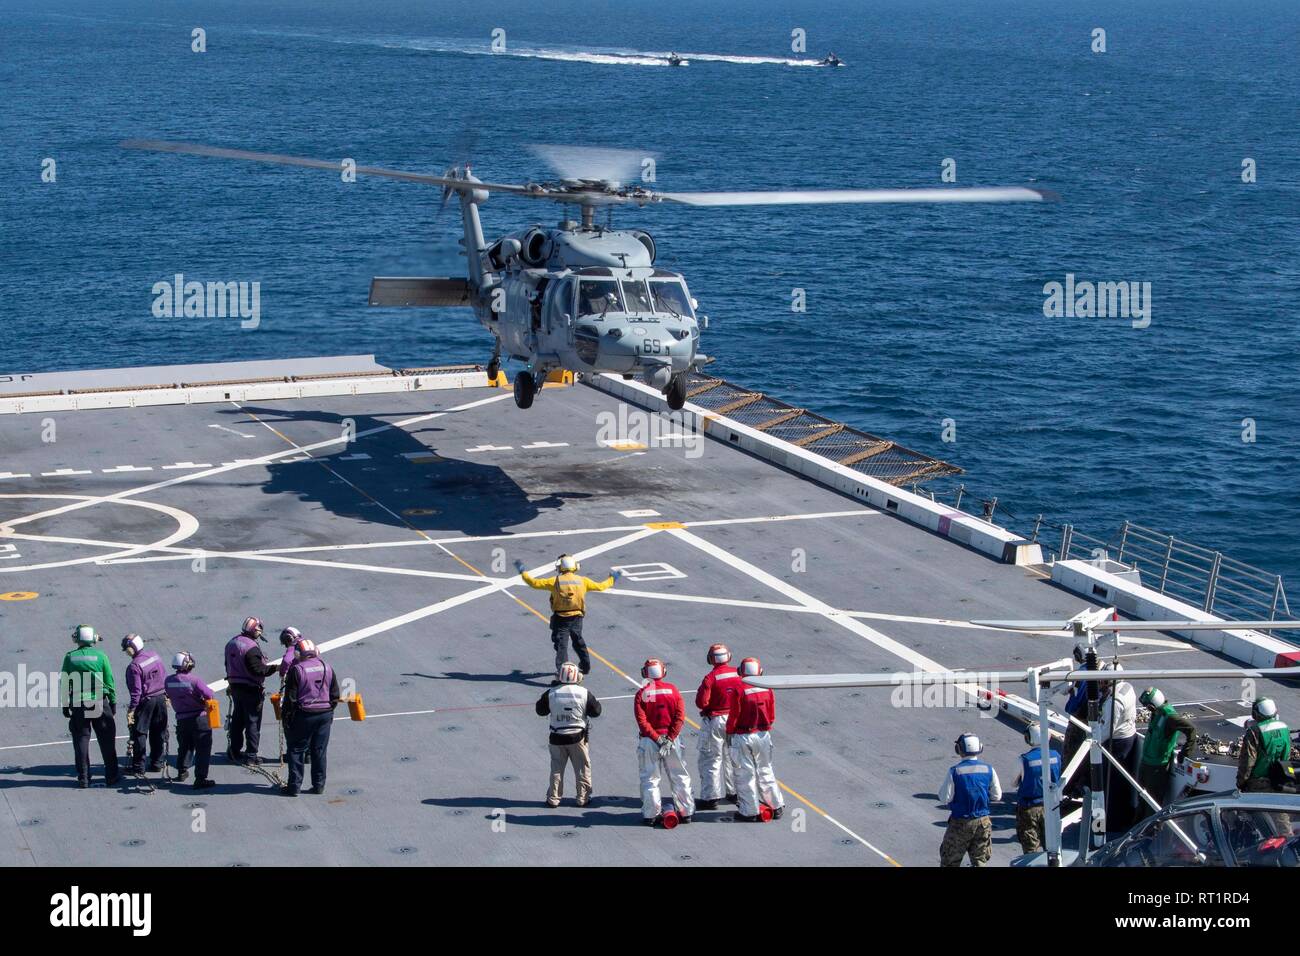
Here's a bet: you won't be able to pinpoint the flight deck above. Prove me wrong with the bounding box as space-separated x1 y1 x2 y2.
1 359 1296 867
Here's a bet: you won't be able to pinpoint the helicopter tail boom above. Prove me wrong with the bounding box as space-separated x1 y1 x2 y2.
368 277 472 308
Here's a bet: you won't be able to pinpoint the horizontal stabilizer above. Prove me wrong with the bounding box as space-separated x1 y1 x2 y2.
369 277 471 307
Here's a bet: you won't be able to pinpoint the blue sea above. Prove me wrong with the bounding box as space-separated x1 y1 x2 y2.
2 0 1297 585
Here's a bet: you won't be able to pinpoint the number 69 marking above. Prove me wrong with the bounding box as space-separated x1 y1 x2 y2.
641 338 663 354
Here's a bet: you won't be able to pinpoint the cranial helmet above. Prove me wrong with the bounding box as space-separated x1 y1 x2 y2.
295 638 319 659
72 625 98 646
558 662 582 685
641 658 666 680
737 657 763 678
1024 723 1043 748
557 554 579 573
172 652 195 672
955 733 983 758
242 616 264 639
121 634 144 655
1139 687 1167 710
707 643 731 665
280 626 302 648
1253 698 1278 722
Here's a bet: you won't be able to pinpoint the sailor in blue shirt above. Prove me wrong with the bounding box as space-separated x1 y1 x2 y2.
1013 723 1061 854
938 733 1003 866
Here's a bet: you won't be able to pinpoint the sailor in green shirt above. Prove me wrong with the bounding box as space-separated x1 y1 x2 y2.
1134 686 1196 821
59 624 120 788
1237 698 1291 792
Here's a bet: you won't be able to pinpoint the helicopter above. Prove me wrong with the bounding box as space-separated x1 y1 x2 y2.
122 139 1054 410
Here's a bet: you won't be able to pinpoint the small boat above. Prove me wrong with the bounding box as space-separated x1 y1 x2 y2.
819 52 844 67
666 52 688 67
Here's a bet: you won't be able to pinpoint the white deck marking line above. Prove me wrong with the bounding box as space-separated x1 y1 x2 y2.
208 423 255 438
1 694 644 752
105 549 492 583
465 444 513 452
0 495 200 574
40 469 92 477
619 509 660 518
102 465 153 473
45 508 876 569
521 441 569 449
162 462 213 470
0 473 32 480
0 392 513 532
122 508 878 562
355 694 637 722
603 587 1087 635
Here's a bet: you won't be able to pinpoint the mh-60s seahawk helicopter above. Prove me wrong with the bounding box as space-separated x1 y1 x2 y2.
123 140 1055 410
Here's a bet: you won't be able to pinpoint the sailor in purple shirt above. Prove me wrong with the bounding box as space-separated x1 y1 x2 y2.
281 638 340 797
164 652 217 789
224 616 280 765
121 634 169 775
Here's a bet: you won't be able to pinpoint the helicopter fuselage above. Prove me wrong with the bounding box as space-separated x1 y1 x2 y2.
477 221 704 404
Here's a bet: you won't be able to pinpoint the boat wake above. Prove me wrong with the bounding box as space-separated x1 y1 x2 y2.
259 30 828 68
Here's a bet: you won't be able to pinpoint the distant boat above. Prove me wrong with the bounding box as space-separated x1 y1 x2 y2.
667 52 688 67
818 52 844 67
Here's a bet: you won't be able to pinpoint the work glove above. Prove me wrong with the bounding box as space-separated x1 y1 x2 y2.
612 569 623 583
656 735 671 747
127 709 136 728
513 559 525 574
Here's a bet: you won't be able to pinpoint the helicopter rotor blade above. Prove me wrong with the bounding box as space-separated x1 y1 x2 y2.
119 139 541 197
657 186 1058 207
748 665 1300 690
972 618 1300 633
528 144 655 189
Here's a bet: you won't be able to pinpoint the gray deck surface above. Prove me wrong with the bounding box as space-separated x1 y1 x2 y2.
1 370 1296 866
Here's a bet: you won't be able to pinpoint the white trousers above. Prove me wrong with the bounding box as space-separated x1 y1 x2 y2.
730 731 783 818
697 715 735 801
637 736 696 820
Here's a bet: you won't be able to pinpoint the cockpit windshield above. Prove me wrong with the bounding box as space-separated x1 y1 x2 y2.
578 279 622 317
649 279 694 318
620 280 654 314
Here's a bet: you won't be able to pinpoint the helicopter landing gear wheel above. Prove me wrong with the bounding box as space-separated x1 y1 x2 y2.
514 371 537 409
666 374 687 411
486 357 500 382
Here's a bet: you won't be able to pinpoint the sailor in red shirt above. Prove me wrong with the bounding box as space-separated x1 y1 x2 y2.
728 657 784 822
634 659 696 826
695 643 740 809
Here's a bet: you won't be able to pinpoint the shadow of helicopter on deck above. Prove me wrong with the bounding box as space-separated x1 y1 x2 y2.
214 405 586 538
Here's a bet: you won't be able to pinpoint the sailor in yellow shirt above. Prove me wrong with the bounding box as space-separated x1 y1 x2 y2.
516 554 621 684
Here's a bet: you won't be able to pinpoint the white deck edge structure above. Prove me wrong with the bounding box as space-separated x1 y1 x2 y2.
0 366 491 415
588 372 1043 566
1051 559 1300 669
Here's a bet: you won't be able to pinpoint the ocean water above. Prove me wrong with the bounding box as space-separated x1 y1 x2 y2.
2 0 1297 585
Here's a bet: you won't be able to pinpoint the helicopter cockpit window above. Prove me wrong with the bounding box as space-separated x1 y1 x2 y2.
1142 812 1222 867
649 279 694 318
620 280 654 314
578 279 622 317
